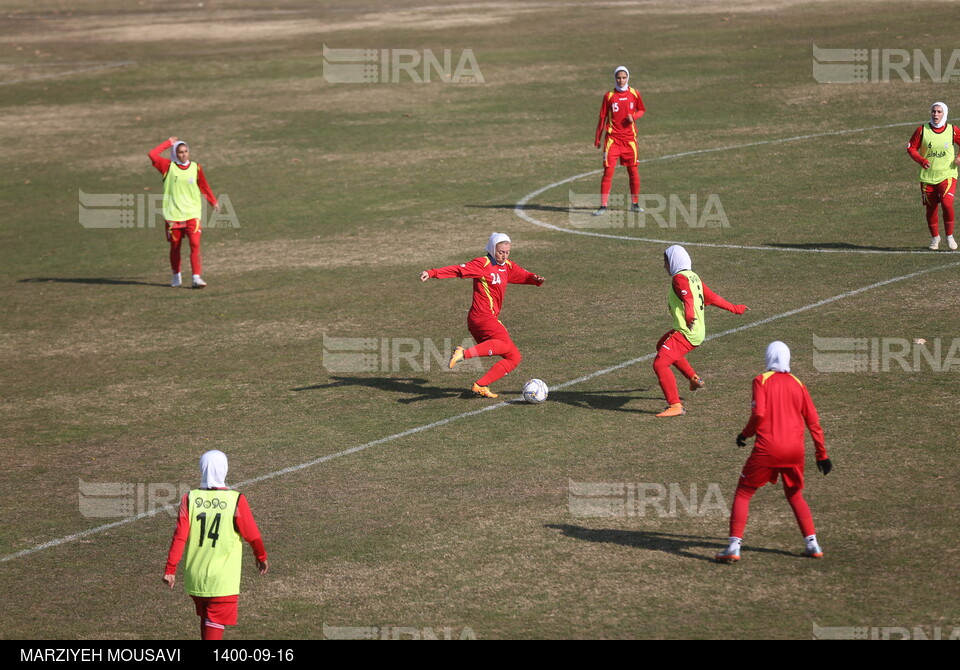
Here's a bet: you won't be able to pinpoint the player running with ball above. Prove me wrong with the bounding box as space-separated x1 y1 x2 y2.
420 233 544 399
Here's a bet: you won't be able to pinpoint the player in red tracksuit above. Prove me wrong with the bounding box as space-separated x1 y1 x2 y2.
420 232 545 399
149 137 220 288
905 101 960 250
715 341 833 563
163 450 268 640
593 66 645 216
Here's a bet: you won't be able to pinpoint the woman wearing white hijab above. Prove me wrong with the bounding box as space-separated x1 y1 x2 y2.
163 450 269 639
906 102 960 250
420 233 545 398
148 136 221 287
715 341 832 563
653 245 748 417
592 66 646 216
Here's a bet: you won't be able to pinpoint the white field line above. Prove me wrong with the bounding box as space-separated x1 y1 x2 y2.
4 258 959 564
0 60 136 86
514 120 937 254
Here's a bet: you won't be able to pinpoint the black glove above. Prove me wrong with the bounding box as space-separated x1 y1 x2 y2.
736 433 747 447
816 458 832 476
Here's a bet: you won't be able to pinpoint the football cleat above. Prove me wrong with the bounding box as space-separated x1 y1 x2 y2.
171 272 182 288
592 206 607 216
192 275 207 289
471 383 499 399
449 346 465 369
655 403 686 418
949 235 958 251
715 545 741 563
803 540 824 558
689 374 705 391
631 202 644 213
929 236 941 250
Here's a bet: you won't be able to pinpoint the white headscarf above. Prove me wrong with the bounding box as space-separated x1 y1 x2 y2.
664 244 692 276
170 140 190 166
486 232 512 263
199 449 228 489
765 341 791 373
931 101 949 129
614 66 629 92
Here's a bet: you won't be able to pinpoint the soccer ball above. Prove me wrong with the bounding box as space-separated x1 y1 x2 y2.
522 378 548 404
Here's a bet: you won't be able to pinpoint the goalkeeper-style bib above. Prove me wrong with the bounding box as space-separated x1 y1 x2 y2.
162 161 202 221
183 489 242 597
919 124 958 185
669 269 706 346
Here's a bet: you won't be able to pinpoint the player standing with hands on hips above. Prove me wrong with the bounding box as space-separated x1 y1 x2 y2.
906 102 960 250
593 66 645 216
149 137 220 288
163 450 268 640
715 341 832 563
420 233 545 399
653 245 749 417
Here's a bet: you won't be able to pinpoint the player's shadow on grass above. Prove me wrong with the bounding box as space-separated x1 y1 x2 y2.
293 376 470 404
546 524 795 563
547 388 663 415
465 203 587 214
765 242 918 252
18 277 164 287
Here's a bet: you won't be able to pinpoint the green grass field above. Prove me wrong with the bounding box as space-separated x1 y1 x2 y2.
2 0 960 640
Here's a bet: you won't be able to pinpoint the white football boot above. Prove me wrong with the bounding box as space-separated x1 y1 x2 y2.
171 272 182 287
191 274 207 289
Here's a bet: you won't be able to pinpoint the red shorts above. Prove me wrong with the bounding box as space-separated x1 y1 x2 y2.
655 329 696 364
603 137 639 167
165 218 202 238
739 457 804 490
920 178 956 207
192 595 239 626
467 317 512 346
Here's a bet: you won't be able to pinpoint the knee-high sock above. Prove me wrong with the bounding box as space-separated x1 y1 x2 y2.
599 165 616 207
729 483 758 538
653 353 681 405
942 197 955 237
467 339 521 386
784 485 816 538
926 200 941 237
169 230 183 273
627 165 640 204
673 356 696 380
201 618 225 640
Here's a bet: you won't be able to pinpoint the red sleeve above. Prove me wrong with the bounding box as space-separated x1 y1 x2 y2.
507 262 543 286
702 281 746 314
672 273 696 326
741 376 764 438
149 140 172 177
164 493 191 575
955 125 960 147
428 257 487 279
801 386 827 461
634 89 645 119
595 93 609 145
196 164 218 207
234 493 267 562
906 126 927 165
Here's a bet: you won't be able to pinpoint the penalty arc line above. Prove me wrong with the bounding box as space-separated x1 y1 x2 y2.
3 258 959 564
514 119 937 254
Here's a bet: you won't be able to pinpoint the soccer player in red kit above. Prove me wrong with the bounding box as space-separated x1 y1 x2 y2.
593 66 645 216
163 450 268 639
906 102 960 250
654 245 748 417
420 232 545 399
715 342 833 563
149 137 220 288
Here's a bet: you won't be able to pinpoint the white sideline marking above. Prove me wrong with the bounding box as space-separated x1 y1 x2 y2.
4 258 959 564
0 60 136 86
514 120 936 254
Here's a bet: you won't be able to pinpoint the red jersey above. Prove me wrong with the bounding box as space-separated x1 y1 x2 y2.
427 256 542 321
595 87 645 145
165 490 266 575
672 274 747 327
149 140 218 207
741 372 827 468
